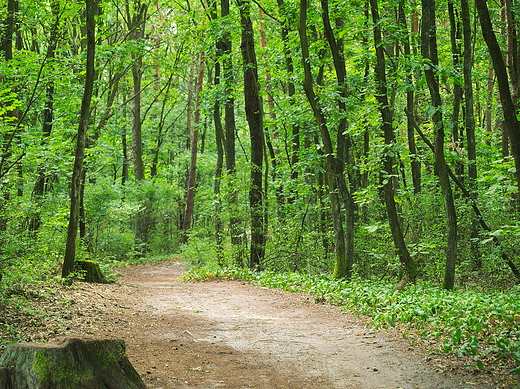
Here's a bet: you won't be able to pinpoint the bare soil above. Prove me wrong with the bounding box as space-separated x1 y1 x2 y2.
4 260 519 388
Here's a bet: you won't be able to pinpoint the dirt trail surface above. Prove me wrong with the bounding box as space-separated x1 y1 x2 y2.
19 260 514 388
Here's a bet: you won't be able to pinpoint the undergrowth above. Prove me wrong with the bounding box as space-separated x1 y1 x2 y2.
181 265 520 376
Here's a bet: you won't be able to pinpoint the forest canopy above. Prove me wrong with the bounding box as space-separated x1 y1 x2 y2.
1 0 520 290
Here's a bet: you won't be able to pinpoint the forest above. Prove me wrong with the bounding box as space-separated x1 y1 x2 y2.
1 0 520 377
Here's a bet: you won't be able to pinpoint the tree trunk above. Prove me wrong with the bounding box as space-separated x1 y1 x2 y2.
461 0 480 266
299 0 348 279
210 0 225 260
125 1 148 250
31 2 60 231
321 0 355 279
476 0 520 207
504 0 520 101
0 0 16 60
213 83 225 261
398 3 421 194
239 0 266 269
448 0 464 181
421 0 458 290
0 338 145 389
461 0 477 187
182 52 205 243
130 56 145 181
370 0 416 286
62 0 96 278
221 0 244 264
121 126 129 187
276 0 300 182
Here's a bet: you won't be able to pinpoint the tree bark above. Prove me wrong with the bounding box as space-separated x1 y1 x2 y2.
299 0 348 279
421 0 458 289
0 0 16 60
370 0 416 286
0 338 145 389
398 3 421 194
130 52 145 182
62 0 96 278
276 0 300 182
475 0 520 206
239 0 266 269
182 52 205 243
31 2 60 231
221 0 244 263
461 0 477 188
321 0 355 279
461 0 479 266
448 0 464 180
210 0 224 259
125 1 148 249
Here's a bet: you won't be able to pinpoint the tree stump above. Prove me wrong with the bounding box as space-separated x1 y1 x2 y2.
76 260 109 283
0 338 146 389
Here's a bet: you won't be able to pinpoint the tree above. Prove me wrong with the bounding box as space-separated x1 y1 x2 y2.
421 0 458 289
299 0 349 279
321 0 355 280
475 0 520 207
398 2 421 195
62 0 97 278
182 51 205 243
370 0 416 286
238 0 266 269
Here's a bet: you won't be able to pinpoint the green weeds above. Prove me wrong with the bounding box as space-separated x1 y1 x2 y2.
182 265 520 373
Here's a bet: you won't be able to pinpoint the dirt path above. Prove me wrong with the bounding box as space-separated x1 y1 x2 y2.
42 260 511 388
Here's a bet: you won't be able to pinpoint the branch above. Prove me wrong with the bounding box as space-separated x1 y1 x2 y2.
405 108 520 281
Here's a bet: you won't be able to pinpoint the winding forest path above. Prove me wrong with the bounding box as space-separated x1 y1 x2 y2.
59 260 504 388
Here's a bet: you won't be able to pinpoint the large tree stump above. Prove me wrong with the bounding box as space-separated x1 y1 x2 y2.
76 260 109 284
0 338 146 389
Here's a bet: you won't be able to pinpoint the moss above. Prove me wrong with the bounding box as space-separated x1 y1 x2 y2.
88 339 122 370
3 339 143 389
32 348 94 388
76 260 109 284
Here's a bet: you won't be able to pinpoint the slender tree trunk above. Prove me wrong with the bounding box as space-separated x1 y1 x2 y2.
31 2 60 231
461 0 477 187
0 0 16 59
0 0 18 241
448 0 464 180
239 0 266 269
485 67 494 138
370 0 416 287
122 125 129 188
150 75 173 178
182 52 205 243
212 51 225 260
221 0 243 263
504 0 520 101
276 0 300 181
321 0 355 279
421 0 458 289
461 0 480 266
126 1 148 249
409 113 520 281
299 0 348 279
476 0 520 206
259 11 282 217
62 0 96 278
186 58 196 152
131 52 145 181
398 3 421 194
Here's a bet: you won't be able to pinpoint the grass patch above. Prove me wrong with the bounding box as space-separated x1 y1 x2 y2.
181 265 520 375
